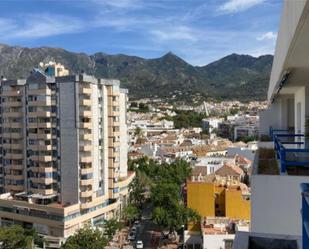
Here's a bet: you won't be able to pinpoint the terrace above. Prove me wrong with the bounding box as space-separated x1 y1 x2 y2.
270 127 309 175
250 127 309 237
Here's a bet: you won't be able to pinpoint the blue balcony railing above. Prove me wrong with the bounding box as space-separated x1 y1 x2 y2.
301 183 309 249
269 127 309 173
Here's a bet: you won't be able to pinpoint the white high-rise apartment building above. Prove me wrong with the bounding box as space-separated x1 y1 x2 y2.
0 62 134 248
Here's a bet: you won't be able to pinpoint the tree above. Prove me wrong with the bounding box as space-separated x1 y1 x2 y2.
129 176 146 207
0 225 37 249
152 202 200 234
134 127 143 138
103 219 122 240
61 226 108 249
151 183 179 207
123 204 140 225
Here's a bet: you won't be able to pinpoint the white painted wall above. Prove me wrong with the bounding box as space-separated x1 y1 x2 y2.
259 101 281 136
251 173 309 236
103 86 109 196
203 234 235 249
119 90 128 177
91 83 100 193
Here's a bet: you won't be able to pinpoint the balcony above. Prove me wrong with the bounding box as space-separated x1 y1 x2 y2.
28 122 53 129
301 183 309 249
250 129 309 237
5 185 24 192
108 111 120 117
80 87 92 95
27 88 52 95
80 99 91 106
80 145 92 152
80 190 93 198
29 188 54 196
80 122 92 129
270 127 309 174
2 90 22 97
2 143 23 149
80 156 92 163
2 132 23 139
2 112 23 118
30 177 54 185
28 111 52 118
28 99 52 106
80 133 92 140
4 153 23 160
28 144 52 151
30 155 53 162
2 101 22 107
80 110 92 117
80 167 93 175
109 100 119 107
5 174 24 180
2 122 23 129
9 164 24 170
80 178 93 185
28 133 52 140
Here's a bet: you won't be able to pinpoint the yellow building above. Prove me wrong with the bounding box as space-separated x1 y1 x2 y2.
186 174 251 229
225 187 250 220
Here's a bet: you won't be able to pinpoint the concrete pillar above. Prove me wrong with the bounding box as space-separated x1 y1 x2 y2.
294 86 308 134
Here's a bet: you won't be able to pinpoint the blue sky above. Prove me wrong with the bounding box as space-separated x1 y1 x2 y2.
0 0 282 65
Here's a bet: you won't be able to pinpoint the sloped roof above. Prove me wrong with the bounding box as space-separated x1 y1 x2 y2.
215 163 244 177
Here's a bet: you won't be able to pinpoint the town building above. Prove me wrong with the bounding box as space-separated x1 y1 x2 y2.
185 164 250 249
187 173 250 220
233 125 258 141
0 62 134 248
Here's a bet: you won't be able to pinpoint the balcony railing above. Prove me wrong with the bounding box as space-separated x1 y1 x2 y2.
301 183 309 249
269 127 309 173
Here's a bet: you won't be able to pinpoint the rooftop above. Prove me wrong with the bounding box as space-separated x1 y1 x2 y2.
201 217 250 235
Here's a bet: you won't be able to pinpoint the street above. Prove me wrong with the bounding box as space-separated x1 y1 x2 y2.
132 203 161 249
135 219 160 249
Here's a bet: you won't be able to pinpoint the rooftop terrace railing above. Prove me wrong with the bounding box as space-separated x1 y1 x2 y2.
269 127 309 173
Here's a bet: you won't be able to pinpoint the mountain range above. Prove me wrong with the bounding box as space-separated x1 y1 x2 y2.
0 44 273 102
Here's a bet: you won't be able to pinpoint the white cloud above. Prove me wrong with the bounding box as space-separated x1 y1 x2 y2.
1 14 84 40
0 18 18 33
257 31 277 41
91 0 140 9
150 26 198 42
218 0 265 14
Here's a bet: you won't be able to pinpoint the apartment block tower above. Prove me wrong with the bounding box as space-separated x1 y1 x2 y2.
0 62 134 248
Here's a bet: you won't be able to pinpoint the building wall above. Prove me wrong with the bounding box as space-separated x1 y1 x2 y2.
187 182 251 224
251 174 309 236
225 189 250 220
91 83 100 194
119 90 128 177
187 182 215 218
203 234 235 249
59 81 79 205
102 86 109 196
0 72 134 245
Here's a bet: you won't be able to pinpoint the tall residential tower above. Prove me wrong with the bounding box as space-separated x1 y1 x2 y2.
0 62 134 248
